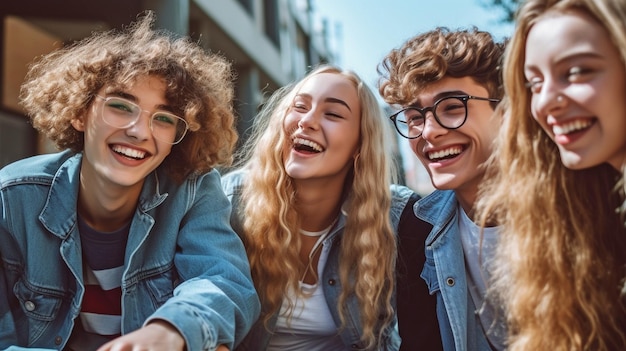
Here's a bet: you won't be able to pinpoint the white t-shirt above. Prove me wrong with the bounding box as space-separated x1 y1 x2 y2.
267 232 348 351
458 205 507 351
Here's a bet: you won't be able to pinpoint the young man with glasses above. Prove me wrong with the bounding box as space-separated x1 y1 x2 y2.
0 12 259 351
378 27 507 351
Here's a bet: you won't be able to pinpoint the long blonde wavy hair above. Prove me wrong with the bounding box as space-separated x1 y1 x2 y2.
477 0 626 350
235 65 397 349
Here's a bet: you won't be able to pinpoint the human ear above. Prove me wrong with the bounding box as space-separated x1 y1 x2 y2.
71 117 85 132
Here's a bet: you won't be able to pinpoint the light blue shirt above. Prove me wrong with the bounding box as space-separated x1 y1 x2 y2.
0 150 260 351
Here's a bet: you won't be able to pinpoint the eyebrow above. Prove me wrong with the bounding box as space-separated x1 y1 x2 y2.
105 90 174 113
296 93 352 112
411 90 468 107
525 51 605 71
325 97 352 112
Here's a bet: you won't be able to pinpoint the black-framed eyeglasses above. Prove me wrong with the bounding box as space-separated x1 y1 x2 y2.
389 95 500 139
95 95 189 144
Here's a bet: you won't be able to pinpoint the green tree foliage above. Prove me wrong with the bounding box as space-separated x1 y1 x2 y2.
481 0 522 23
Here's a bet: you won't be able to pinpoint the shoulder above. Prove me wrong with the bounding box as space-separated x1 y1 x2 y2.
390 183 416 201
220 168 247 197
390 184 419 211
389 184 419 229
0 150 78 186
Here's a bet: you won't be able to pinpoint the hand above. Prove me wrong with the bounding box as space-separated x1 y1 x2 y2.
216 346 230 351
96 321 185 351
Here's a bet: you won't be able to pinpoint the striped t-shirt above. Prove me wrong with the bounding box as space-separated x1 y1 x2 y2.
67 216 130 350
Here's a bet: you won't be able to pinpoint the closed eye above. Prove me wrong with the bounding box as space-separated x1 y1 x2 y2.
525 80 543 94
326 112 343 119
293 103 309 112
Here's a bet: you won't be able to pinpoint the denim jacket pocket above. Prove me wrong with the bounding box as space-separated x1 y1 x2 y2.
144 267 176 308
420 249 440 295
13 279 64 343
13 280 63 322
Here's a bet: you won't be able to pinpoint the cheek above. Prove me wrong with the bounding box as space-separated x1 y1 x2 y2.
529 96 543 123
409 138 422 154
283 113 299 134
159 144 173 156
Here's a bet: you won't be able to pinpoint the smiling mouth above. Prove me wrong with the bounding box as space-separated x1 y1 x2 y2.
293 137 324 153
112 145 147 160
552 118 594 136
427 145 463 161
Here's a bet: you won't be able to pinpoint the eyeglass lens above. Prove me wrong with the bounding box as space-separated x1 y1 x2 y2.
395 96 467 138
101 97 188 144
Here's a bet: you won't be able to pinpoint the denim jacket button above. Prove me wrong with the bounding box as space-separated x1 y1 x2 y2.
351 344 358 349
24 300 35 311
328 279 336 286
446 277 455 287
54 336 63 345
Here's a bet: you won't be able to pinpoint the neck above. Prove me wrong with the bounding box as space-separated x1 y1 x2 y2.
78 173 141 232
294 179 344 231
454 188 477 222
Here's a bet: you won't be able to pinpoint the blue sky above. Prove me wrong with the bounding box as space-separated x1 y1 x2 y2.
311 0 514 92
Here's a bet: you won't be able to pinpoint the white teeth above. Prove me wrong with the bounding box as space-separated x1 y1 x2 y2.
293 137 323 152
112 145 146 159
428 146 462 160
552 119 593 135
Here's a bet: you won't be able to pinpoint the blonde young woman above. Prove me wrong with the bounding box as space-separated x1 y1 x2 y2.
221 65 436 350
477 0 626 350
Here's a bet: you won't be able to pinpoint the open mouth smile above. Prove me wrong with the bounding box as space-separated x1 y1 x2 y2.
111 145 147 160
293 137 324 153
427 145 464 161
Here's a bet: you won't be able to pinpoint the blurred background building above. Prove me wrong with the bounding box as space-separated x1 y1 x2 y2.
0 0 432 194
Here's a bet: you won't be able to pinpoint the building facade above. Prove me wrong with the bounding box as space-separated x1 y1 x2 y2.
0 0 334 167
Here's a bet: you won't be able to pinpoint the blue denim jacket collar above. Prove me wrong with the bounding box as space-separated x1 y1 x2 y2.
38 153 81 240
39 153 168 241
414 189 457 246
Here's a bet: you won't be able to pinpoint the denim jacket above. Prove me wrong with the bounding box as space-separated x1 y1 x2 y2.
0 150 260 351
221 169 414 351
416 190 492 351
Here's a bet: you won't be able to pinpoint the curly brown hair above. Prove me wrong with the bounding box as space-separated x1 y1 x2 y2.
19 11 237 183
378 27 506 107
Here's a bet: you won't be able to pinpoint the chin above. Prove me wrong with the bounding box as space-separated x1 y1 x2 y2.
431 178 458 191
559 152 593 170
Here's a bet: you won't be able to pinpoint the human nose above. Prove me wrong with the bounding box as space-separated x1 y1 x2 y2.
420 111 448 140
297 109 320 130
125 112 153 141
533 78 566 117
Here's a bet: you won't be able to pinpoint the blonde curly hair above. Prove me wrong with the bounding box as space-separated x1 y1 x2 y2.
19 11 237 182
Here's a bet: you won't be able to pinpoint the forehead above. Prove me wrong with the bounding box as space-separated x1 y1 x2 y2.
525 10 611 63
298 73 358 101
412 76 488 105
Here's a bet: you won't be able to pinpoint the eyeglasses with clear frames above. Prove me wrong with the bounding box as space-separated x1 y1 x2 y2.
95 95 189 144
389 95 500 139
